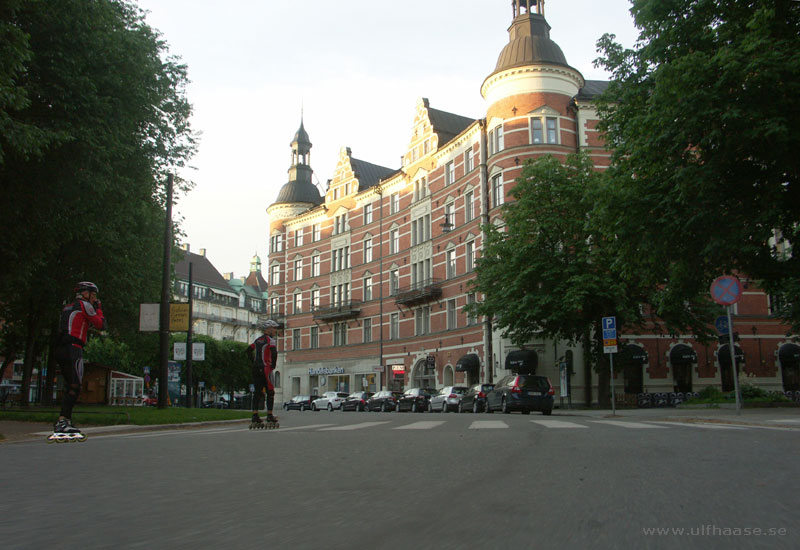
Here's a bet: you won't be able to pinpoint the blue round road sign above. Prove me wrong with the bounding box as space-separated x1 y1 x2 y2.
710 276 742 306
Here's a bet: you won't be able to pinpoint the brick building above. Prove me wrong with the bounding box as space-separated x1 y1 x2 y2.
264 1 799 406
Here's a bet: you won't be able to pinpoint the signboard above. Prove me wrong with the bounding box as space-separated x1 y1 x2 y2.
174 342 187 361
169 303 190 332
602 316 617 354
192 343 205 361
309 367 345 375
167 361 181 405
715 315 730 335
710 275 742 306
391 365 405 372
139 304 160 332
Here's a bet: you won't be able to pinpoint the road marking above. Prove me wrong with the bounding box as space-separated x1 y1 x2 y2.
768 419 800 424
263 424 335 432
393 421 447 430
469 421 509 429
648 421 745 430
319 422 391 431
530 419 588 429
590 420 667 429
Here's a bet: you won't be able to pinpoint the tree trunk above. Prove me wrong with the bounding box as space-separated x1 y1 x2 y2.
583 330 592 407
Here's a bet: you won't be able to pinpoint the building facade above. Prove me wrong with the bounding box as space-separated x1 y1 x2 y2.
265 1 799 407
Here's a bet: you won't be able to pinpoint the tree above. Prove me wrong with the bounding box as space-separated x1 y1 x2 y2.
0 0 197 405
469 154 648 405
594 0 800 331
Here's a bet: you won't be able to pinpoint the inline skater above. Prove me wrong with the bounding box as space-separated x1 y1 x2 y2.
246 319 279 429
51 281 106 442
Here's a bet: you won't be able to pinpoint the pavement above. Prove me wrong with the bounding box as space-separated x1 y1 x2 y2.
1 405 798 443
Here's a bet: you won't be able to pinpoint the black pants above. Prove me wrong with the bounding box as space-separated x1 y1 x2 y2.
56 344 84 419
252 366 275 413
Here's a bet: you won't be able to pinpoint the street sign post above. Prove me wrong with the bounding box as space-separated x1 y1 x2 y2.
710 276 743 415
602 316 617 415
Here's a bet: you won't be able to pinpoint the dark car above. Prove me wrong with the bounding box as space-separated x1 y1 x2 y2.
283 395 319 411
485 375 554 415
367 390 404 412
458 383 495 413
341 391 375 411
397 387 435 413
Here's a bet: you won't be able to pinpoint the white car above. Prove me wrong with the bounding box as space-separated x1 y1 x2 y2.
311 391 349 411
429 386 469 412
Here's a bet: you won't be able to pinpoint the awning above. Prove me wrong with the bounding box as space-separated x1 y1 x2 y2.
620 344 648 364
717 344 745 367
505 349 538 374
778 343 800 365
455 353 480 372
669 344 697 365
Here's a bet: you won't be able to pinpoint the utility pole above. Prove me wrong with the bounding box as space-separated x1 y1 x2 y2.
158 174 173 409
186 262 194 408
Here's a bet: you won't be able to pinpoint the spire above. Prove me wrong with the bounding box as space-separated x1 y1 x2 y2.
491 0 569 75
272 116 323 207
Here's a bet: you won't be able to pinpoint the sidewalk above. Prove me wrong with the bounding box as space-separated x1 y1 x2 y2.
556 404 800 428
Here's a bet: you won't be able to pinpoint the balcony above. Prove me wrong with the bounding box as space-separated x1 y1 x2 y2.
312 300 362 322
395 279 443 306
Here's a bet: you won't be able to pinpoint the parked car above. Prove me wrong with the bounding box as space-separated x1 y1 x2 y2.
202 398 229 409
283 395 319 411
429 386 469 412
311 391 349 411
458 384 495 413
142 395 158 407
341 391 375 411
397 387 435 412
367 390 404 412
485 375 554 415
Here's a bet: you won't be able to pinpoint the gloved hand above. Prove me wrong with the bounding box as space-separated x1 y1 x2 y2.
93 300 102 310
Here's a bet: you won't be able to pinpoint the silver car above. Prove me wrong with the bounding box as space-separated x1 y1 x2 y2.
429 386 469 412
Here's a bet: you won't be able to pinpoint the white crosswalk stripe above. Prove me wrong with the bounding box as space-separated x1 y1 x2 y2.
590 420 667 429
648 421 746 430
769 419 800 424
469 421 509 429
319 422 391 431
530 419 588 429
393 421 447 430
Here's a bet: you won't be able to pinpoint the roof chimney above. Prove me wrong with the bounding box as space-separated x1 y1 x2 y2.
199 248 206 257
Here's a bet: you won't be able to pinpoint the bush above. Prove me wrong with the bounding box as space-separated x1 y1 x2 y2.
739 383 769 400
697 386 725 400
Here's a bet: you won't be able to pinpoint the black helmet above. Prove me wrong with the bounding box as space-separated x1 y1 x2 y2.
75 281 99 294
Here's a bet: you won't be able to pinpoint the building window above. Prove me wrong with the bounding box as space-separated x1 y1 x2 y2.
415 306 430 336
310 326 319 349
270 234 283 253
465 191 474 222
444 203 455 231
414 178 428 202
364 277 373 301
332 283 350 306
531 118 543 144
390 269 399 296
363 318 372 343
494 125 504 153
491 174 504 208
295 229 304 247
311 254 320 277
411 259 431 287
447 299 457 329
293 329 301 350
293 292 302 314
294 259 302 281
390 313 399 340
446 249 456 279
310 289 320 310
464 148 473 173
364 203 373 224
364 238 373 263
390 193 399 214
411 215 430 246
312 223 321 242
333 322 347 346
445 161 455 186
270 297 279 316
390 229 399 254
466 293 477 325
270 264 280 286
531 117 559 144
466 240 475 272
332 246 350 272
546 117 558 144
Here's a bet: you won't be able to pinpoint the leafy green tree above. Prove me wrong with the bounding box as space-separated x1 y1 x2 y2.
0 0 197 405
594 0 800 331
469 154 647 405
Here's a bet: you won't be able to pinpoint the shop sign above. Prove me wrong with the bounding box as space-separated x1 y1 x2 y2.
309 367 345 375
391 365 405 372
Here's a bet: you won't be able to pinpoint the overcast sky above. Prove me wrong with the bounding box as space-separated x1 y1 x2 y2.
134 0 639 277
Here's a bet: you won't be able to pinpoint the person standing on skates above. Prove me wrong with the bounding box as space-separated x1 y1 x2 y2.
53 281 106 440
247 319 279 428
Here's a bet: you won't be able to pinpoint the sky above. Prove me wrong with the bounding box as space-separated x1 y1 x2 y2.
134 0 640 277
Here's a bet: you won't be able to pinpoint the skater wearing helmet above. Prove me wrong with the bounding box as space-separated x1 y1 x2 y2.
247 319 280 428
51 282 106 442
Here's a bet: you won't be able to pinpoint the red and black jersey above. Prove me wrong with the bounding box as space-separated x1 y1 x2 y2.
248 335 277 371
59 298 105 347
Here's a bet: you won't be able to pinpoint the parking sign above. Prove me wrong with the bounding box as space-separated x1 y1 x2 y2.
602 316 617 354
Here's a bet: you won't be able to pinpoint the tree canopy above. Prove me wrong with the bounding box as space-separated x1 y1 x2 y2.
594 0 800 330
0 0 197 402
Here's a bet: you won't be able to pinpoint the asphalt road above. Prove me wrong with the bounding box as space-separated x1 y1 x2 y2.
2 409 798 550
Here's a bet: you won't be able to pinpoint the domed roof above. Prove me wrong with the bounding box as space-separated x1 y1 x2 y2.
492 12 570 75
293 120 311 148
274 177 323 206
